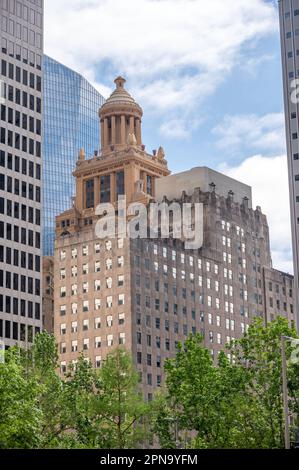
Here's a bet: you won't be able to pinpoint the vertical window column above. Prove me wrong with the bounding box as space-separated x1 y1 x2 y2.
116 170 125 199
85 179 94 209
100 174 111 203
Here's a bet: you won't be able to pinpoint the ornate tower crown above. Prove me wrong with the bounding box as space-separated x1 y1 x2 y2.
99 76 143 155
68 76 170 216
114 76 126 88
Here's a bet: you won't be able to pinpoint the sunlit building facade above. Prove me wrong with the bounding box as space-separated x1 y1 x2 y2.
53 77 295 400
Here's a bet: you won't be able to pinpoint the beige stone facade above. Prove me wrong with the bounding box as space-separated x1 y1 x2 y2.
263 266 294 325
129 190 295 397
54 77 169 375
42 256 54 334
52 77 295 399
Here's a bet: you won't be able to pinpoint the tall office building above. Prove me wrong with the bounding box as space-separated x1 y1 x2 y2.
0 0 43 348
279 0 299 329
53 77 295 399
43 56 105 256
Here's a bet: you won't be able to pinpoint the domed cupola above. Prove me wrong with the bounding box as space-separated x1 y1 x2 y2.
99 77 143 155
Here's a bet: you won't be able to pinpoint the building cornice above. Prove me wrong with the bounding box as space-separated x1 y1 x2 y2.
73 147 170 179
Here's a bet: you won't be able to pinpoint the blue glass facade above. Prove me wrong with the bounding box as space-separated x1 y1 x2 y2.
43 55 104 255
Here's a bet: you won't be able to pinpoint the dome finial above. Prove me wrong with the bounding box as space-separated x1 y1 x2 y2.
79 148 85 160
114 76 126 89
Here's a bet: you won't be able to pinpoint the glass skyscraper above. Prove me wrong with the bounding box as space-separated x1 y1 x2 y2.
43 55 105 255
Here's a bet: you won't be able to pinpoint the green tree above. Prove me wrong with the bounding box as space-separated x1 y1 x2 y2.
94 348 151 449
0 349 42 448
161 334 246 448
228 317 298 448
62 355 101 448
20 332 77 448
151 393 178 449
160 318 299 449
55 348 152 449
0 336 152 449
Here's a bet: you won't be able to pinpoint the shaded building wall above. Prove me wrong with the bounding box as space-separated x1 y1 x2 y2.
54 226 132 373
279 0 299 329
0 0 44 348
130 188 291 399
263 266 294 325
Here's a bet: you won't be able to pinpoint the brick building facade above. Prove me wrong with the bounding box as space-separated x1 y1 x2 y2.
51 77 295 399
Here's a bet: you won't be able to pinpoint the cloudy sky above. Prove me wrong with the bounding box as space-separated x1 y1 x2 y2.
44 0 292 273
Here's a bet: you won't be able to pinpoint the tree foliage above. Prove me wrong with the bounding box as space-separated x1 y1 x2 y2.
0 334 150 449
156 318 299 449
1 319 298 449
0 349 42 449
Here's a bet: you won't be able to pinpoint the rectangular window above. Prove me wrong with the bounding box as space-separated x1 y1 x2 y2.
146 175 153 195
85 179 94 209
100 174 111 203
116 170 125 197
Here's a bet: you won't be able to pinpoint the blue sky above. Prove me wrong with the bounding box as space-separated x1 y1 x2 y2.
142 25 284 171
45 0 292 273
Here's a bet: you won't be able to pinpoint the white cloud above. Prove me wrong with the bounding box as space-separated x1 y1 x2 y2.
220 154 293 274
213 112 286 154
160 119 191 139
159 117 201 139
44 1 292 270
45 0 277 132
240 53 275 77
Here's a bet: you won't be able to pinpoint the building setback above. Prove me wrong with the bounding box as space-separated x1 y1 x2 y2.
279 0 299 329
43 55 105 256
0 0 43 348
53 77 295 400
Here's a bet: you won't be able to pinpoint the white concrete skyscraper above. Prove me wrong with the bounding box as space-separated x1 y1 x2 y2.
279 0 299 329
0 0 44 348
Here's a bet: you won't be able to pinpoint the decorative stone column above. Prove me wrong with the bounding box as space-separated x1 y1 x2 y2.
94 176 100 207
104 118 109 149
121 115 126 145
136 118 142 145
100 120 104 151
76 177 84 211
130 116 135 135
111 116 116 146
110 172 116 204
